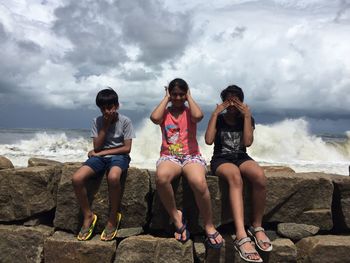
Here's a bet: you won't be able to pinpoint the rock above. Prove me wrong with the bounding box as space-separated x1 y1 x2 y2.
0 224 53 263
115 235 193 263
263 172 334 230
0 166 62 221
195 234 297 263
296 235 350 263
332 175 350 230
44 231 116 263
262 166 295 173
28 157 63 167
117 227 144 238
54 164 151 234
268 238 297 263
151 171 334 233
202 234 236 263
277 223 319 240
0 156 14 170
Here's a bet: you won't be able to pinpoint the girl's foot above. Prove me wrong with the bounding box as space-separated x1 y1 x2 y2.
248 226 273 252
205 226 223 248
174 210 190 242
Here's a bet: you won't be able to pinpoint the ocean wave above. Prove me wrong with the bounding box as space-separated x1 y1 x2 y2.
0 118 349 175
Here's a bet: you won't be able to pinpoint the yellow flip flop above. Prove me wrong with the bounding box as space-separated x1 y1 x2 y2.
77 214 98 241
100 212 122 241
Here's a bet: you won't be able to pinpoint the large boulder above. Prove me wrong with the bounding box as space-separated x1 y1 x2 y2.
0 156 14 170
54 163 151 234
194 235 297 263
296 235 350 263
28 157 63 167
0 224 53 263
150 170 334 233
115 235 193 263
44 231 116 263
0 166 62 221
268 238 297 263
277 223 319 241
332 175 350 230
264 172 334 230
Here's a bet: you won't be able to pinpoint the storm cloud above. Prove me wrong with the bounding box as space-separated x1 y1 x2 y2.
0 0 349 132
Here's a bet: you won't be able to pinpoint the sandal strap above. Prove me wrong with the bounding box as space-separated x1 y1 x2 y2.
175 223 187 234
235 237 252 246
206 231 220 239
250 226 265 233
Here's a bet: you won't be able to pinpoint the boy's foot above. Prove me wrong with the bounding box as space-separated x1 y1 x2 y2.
174 210 190 242
77 214 97 241
101 212 122 241
248 226 273 252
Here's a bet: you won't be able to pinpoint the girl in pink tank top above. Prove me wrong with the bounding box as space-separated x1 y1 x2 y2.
150 78 223 249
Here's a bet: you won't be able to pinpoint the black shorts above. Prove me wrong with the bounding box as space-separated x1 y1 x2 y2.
210 153 253 175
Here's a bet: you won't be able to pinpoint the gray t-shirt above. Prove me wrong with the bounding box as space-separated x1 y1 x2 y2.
91 113 135 153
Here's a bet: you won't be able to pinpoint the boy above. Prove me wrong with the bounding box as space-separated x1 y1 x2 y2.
72 88 135 241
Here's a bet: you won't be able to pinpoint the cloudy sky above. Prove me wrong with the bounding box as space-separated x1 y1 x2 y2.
0 0 349 133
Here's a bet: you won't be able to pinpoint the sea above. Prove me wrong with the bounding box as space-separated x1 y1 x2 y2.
0 118 349 176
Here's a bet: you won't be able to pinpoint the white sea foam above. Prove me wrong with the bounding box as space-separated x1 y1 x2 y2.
0 118 349 175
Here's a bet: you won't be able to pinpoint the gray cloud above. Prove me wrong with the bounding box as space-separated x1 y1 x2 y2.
119 0 192 67
52 0 192 77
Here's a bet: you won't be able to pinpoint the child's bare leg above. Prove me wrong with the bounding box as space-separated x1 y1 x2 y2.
216 163 260 259
155 161 183 239
240 160 269 250
72 165 96 228
216 163 246 237
183 163 223 245
106 166 123 228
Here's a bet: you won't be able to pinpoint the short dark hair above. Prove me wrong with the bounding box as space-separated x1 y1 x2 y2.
220 85 244 102
95 88 119 108
168 78 189 93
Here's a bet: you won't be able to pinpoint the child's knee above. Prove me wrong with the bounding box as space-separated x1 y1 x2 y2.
155 171 171 187
107 172 121 186
72 171 85 186
227 173 243 188
252 170 267 189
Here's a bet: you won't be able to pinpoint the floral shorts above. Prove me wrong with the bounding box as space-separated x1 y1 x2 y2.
156 154 207 168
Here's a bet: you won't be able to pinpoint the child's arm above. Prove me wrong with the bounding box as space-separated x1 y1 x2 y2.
205 101 230 145
150 87 170 124
93 112 116 151
88 139 132 157
232 98 254 146
186 89 204 123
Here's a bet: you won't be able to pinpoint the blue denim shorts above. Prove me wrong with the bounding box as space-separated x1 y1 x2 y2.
84 155 131 175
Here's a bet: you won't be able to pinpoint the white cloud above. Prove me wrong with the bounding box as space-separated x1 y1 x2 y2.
0 0 349 124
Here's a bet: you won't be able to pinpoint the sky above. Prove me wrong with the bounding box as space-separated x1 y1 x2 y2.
0 0 349 133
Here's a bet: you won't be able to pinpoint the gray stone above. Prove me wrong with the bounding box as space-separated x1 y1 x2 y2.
268 238 297 263
296 235 350 263
54 164 150 234
332 175 350 230
0 224 53 263
277 223 319 240
264 172 334 230
0 166 62 221
0 156 14 170
117 227 144 238
262 166 295 173
28 157 63 167
115 235 193 263
44 231 116 263
151 171 334 233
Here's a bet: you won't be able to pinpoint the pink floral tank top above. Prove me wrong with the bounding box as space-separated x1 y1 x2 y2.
160 107 200 156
